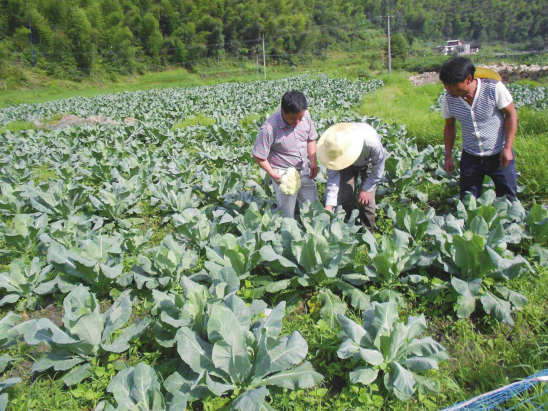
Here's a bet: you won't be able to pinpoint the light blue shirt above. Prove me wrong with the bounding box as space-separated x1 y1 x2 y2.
325 123 386 207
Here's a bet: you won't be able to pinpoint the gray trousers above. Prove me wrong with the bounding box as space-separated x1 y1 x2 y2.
271 165 319 219
339 164 376 231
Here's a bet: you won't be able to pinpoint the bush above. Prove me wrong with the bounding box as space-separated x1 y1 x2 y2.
404 55 447 73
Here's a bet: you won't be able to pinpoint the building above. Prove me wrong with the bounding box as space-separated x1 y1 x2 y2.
437 40 476 55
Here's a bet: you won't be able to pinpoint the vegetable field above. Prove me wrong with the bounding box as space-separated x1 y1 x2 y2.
0 75 547 410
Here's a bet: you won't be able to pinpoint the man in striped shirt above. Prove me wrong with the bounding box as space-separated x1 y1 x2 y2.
440 56 518 202
252 90 319 218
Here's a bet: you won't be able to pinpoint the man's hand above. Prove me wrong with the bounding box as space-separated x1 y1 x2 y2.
271 173 282 184
500 147 514 167
358 190 371 206
309 163 318 179
325 205 333 212
444 156 455 174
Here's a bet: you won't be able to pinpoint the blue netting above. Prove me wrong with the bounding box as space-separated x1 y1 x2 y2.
444 369 548 410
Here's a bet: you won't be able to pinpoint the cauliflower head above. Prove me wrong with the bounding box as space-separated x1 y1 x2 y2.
279 167 301 196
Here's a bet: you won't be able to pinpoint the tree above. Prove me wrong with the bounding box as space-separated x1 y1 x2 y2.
67 7 96 72
389 32 408 69
142 13 163 59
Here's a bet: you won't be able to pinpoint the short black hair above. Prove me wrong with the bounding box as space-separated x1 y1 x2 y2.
439 56 476 84
281 90 308 113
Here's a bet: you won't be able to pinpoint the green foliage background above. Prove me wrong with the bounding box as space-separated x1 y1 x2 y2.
1 0 547 85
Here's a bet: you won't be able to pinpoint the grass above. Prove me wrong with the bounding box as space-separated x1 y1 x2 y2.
171 113 216 129
0 121 37 133
358 72 446 147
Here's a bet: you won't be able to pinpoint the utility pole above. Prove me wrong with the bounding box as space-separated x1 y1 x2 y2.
262 34 267 79
381 14 393 74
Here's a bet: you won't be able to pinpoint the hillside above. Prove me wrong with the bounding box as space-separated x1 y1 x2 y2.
1 0 547 87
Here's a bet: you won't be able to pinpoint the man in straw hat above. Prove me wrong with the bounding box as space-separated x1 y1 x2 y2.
440 56 518 201
252 90 319 218
317 122 387 231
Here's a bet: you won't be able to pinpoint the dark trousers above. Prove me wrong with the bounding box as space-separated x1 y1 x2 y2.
460 150 518 202
339 164 376 231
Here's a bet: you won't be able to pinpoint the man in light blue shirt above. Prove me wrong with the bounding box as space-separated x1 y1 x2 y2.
317 123 386 231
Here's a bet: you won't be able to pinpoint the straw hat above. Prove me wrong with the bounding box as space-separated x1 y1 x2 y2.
317 123 365 170
475 67 502 81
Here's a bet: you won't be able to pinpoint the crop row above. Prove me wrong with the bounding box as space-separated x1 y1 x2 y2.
1 76 547 410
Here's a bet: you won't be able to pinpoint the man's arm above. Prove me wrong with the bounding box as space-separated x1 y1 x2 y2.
253 155 282 182
324 169 340 212
500 102 518 167
307 140 318 179
444 117 456 174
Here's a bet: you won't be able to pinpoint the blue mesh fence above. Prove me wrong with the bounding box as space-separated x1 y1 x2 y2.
444 369 548 410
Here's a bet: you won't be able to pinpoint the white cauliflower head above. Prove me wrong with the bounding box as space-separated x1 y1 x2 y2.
279 167 301 196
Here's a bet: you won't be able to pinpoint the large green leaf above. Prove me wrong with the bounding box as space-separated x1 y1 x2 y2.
334 280 370 310
70 314 104 346
227 387 267 411
62 363 93 386
0 312 22 348
212 338 252 384
261 331 308 376
107 363 165 410
493 285 528 307
318 289 346 328
452 234 487 278
349 366 379 385
337 314 373 347
402 357 439 372
387 362 416 401
258 361 323 390
33 350 85 372
176 327 216 375
367 301 398 346
481 292 514 325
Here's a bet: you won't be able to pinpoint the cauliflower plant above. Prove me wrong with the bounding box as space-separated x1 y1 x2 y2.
279 167 301 196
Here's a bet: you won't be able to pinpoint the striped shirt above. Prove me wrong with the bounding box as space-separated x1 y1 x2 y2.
442 78 513 156
252 109 318 169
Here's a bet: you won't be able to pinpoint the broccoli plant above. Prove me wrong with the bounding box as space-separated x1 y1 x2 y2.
23 180 89 220
120 234 198 290
163 278 323 410
148 179 200 216
525 201 548 266
425 215 532 325
0 378 21 411
46 232 125 293
525 200 548 245
355 229 425 301
205 231 261 279
172 208 214 249
457 191 528 244
256 207 369 325
89 174 145 227
96 363 186 411
386 204 435 245
0 183 29 216
0 214 48 255
21 286 151 386
337 301 447 401
0 257 56 310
